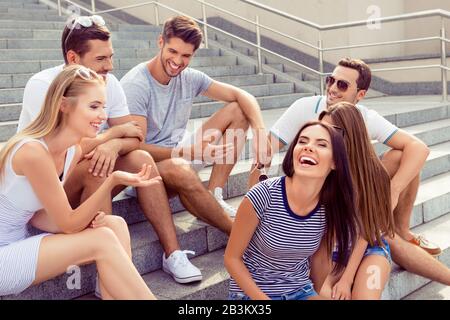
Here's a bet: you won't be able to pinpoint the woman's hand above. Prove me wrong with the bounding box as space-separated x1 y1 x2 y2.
90 211 107 228
332 277 352 300
111 163 161 188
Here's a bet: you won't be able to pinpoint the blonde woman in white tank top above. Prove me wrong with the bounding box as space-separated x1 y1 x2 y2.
0 65 158 299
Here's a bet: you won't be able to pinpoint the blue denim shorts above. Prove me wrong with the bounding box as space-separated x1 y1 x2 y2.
228 282 318 301
332 237 392 265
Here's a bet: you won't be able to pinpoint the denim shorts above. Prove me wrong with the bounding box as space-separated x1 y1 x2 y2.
228 282 318 301
332 237 392 265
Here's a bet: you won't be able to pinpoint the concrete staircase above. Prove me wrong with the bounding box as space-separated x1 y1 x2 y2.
0 0 449 300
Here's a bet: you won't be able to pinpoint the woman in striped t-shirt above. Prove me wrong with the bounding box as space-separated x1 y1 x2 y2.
225 121 358 300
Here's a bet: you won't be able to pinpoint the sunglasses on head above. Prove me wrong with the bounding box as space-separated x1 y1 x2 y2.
75 66 96 80
64 15 106 55
331 125 345 138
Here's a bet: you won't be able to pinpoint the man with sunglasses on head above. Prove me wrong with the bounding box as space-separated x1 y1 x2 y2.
261 57 450 288
18 15 204 287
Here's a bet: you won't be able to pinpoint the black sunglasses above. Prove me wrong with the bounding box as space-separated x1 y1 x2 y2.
256 163 268 182
331 125 345 138
325 75 353 92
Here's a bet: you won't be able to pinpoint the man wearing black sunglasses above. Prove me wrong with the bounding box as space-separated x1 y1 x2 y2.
253 57 450 288
18 15 204 288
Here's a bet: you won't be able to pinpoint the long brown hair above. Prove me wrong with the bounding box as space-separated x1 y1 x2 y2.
0 65 104 181
319 102 395 246
282 121 358 274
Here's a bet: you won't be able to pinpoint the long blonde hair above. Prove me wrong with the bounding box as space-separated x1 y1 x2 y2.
0 65 104 181
319 102 395 247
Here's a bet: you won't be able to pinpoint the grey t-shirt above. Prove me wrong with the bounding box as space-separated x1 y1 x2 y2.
120 63 213 147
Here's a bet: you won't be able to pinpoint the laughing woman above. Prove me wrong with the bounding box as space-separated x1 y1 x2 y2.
224 121 358 300
0 65 156 299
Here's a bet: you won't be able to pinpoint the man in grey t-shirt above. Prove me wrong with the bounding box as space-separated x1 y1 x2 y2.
121 16 270 240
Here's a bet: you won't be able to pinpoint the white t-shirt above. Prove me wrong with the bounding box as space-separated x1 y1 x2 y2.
17 64 130 132
270 95 398 146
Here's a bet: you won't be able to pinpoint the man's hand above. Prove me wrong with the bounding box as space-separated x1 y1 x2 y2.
116 121 144 141
192 132 234 163
84 139 122 178
252 128 272 167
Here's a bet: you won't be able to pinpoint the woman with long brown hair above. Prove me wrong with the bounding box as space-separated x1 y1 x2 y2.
225 121 358 300
318 102 395 300
0 65 156 299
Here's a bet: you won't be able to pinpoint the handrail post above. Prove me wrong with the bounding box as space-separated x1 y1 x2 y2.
57 0 61 16
91 0 96 13
154 1 160 26
318 32 324 95
441 19 448 101
202 1 208 48
256 15 263 74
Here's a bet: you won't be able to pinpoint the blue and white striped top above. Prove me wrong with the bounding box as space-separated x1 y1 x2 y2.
229 176 327 296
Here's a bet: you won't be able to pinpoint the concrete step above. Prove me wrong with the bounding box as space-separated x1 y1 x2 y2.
0 53 238 75
190 92 312 119
0 47 161 61
0 3 48 9
0 0 38 3
384 211 450 300
0 13 66 22
0 80 289 106
0 38 155 50
403 282 450 300
193 82 294 103
0 7 53 14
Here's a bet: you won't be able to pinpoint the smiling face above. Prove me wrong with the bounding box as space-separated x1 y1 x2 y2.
326 65 366 107
293 124 335 179
72 39 114 79
64 83 107 138
158 36 194 80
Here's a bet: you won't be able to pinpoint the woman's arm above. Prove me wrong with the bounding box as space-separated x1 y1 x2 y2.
331 237 368 300
224 198 269 300
16 142 153 234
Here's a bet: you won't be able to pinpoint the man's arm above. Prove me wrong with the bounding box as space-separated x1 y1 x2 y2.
130 115 181 162
203 80 265 131
203 80 271 165
385 130 430 203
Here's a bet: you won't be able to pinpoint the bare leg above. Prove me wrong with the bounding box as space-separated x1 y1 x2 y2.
195 102 249 191
114 150 179 257
157 158 233 234
96 215 132 300
387 235 450 285
33 227 155 300
351 255 391 300
381 149 419 240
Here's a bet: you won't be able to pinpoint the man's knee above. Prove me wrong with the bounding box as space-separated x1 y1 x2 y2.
119 150 159 176
75 159 108 188
227 102 249 128
381 149 402 178
159 158 202 190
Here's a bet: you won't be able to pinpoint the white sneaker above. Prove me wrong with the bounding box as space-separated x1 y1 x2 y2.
162 250 203 284
213 187 237 218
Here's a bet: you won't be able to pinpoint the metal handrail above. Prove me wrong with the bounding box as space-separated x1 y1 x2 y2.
242 1 450 31
57 0 450 100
